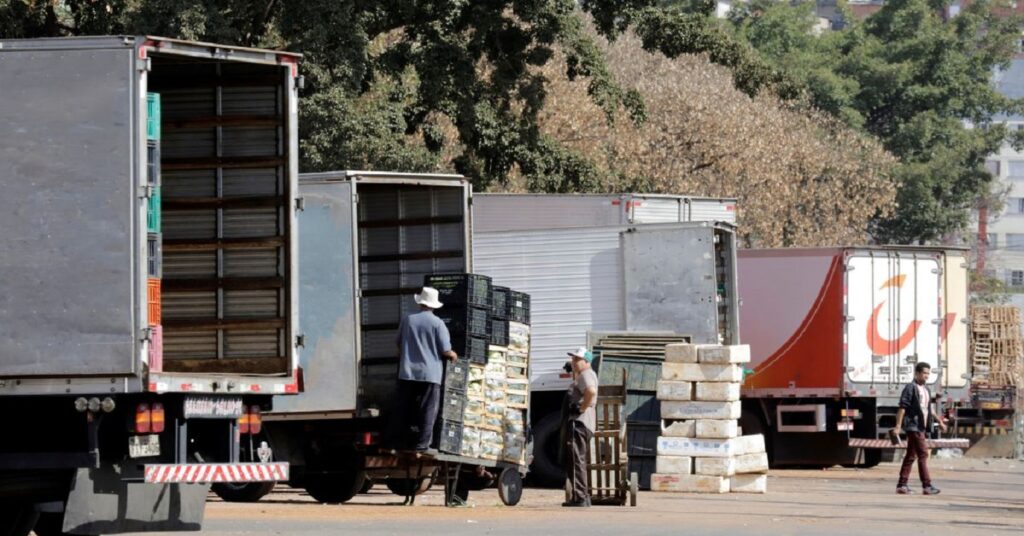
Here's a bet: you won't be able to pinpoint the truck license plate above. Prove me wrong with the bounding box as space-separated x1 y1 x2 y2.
184 396 244 419
129 434 161 458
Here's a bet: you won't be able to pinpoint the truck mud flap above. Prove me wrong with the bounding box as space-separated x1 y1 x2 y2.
63 466 207 534
144 462 289 483
848 438 970 449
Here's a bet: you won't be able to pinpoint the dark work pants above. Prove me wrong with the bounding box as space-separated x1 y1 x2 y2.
390 379 441 450
564 420 593 503
898 431 932 488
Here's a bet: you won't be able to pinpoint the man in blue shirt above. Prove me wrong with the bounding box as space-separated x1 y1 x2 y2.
393 287 457 453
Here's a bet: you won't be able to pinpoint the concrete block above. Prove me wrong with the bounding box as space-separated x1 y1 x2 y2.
695 382 741 402
657 380 693 401
734 452 769 474
661 400 741 420
733 434 767 456
698 345 751 364
662 363 742 382
660 420 696 438
695 419 739 439
694 456 735 476
730 474 767 494
650 474 729 494
655 456 692 475
665 344 703 363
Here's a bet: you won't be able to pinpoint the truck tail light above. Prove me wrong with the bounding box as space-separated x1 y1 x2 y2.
249 406 262 435
238 411 251 435
135 404 151 434
840 409 862 419
151 403 165 433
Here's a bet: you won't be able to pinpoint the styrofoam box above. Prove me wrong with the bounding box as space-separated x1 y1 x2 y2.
694 456 735 476
657 434 764 458
665 344 705 363
650 474 729 494
733 434 767 456
661 400 741 420
733 452 769 474
657 380 693 401
730 473 767 494
695 382 741 402
661 420 696 438
698 345 751 364
662 363 743 382
656 456 693 475
695 419 739 439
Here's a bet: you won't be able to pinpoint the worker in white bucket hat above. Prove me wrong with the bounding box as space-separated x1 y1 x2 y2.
390 287 457 454
563 346 598 507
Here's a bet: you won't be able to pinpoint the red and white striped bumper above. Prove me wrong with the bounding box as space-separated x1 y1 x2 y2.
144 462 289 484
849 438 970 449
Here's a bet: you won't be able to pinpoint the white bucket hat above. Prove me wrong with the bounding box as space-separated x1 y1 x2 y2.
414 287 444 309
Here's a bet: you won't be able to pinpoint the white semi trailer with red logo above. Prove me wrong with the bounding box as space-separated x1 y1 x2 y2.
738 247 971 467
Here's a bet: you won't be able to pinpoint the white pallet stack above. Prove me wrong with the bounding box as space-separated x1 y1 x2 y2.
650 343 768 494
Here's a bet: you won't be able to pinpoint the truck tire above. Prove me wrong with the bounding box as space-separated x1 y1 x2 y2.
0 504 38 536
528 412 566 487
211 482 276 503
304 468 366 505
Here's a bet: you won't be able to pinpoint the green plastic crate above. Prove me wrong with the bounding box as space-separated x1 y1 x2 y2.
146 93 161 141
147 185 161 233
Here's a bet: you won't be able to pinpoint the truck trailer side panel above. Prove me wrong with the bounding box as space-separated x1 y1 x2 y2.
0 44 139 377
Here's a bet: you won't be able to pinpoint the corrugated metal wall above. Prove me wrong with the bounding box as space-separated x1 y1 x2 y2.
472 226 628 389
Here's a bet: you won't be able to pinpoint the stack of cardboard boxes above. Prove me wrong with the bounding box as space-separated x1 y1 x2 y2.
651 344 768 494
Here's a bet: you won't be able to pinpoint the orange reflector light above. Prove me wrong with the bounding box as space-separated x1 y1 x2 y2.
238 412 251 435
151 403 165 433
840 409 862 419
135 404 151 434
249 406 262 435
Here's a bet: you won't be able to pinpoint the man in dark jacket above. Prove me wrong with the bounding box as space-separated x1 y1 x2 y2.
891 362 947 495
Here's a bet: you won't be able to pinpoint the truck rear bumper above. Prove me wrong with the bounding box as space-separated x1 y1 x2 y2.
848 438 970 450
144 462 288 483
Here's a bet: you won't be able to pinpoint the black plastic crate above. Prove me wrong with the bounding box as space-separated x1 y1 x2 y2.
425 273 492 308
437 419 463 454
491 286 510 319
509 290 531 324
147 140 160 186
444 357 470 391
437 305 489 338
452 335 488 364
489 317 509 347
441 387 467 422
147 233 162 278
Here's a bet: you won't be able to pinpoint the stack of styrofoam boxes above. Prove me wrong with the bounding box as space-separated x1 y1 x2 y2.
650 343 768 494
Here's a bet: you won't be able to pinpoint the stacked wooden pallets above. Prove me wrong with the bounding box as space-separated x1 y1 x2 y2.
971 305 1022 387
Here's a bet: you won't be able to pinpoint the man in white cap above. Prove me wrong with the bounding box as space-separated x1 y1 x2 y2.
563 346 598 507
393 287 458 453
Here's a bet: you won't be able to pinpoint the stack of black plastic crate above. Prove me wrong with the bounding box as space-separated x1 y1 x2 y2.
489 286 511 347
424 273 492 454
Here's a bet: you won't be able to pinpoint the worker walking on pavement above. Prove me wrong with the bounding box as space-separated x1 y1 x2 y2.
391 287 458 454
563 346 598 507
891 361 947 495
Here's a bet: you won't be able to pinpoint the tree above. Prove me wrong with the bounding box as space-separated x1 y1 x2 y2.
730 0 1024 244
526 30 897 247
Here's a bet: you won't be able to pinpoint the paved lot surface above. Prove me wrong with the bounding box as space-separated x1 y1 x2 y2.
125 458 1024 536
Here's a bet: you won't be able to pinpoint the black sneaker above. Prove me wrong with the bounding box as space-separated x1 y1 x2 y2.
561 500 589 507
896 486 913 495
923 486 941 495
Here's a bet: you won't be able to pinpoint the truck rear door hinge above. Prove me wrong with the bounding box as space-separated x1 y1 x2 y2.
140 327 154 342
136 57 152 72
140 184 156 199
295 334 305 348
294 197 305 212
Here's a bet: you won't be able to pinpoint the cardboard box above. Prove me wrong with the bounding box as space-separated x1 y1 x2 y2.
657 380 693 401
661 400 741 420
662 363 743 382
650 474 729 493
655 456 693 475
698 345 751 364
695 382 741 402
